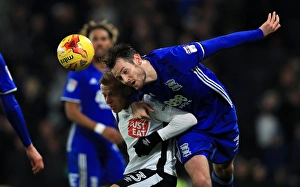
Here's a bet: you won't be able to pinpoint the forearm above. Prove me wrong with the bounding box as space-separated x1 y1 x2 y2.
66 109 98 131
0 94 32 147
200 29 264 58
157 113 197 141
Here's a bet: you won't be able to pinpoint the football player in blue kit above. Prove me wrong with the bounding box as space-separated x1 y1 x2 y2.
104 12 281 187
0 53 44 175
61 20 126 187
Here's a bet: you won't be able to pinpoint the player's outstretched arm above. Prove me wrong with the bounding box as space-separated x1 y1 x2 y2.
26 144 44 175
0 93 44 174
199 12 281 59
259 11 281 37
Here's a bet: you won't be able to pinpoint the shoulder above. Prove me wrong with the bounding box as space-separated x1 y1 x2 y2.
143 94 170 112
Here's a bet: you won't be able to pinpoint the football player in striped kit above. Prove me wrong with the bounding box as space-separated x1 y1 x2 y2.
105 12 281 187
0 53 44 175
100 71 197 187
61 20 126 187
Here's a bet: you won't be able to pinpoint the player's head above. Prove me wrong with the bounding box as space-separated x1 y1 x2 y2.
80 20 119 60
104 43 147 90
100 70 135 113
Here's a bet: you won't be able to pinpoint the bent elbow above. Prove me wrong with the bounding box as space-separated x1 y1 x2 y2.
188 113 198 126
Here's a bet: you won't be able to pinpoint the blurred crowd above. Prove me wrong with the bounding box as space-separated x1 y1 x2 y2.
0 0 300 186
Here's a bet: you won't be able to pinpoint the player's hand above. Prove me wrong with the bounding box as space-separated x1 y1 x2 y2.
102 127 124 144
259 11 281 37
133 131 163 157
131 101 154 120
25 144 44 175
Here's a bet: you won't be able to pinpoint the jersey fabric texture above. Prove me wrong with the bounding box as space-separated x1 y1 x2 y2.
141 29 264 163
61 63 125 186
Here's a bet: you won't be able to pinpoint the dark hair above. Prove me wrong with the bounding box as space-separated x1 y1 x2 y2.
104 43 138 70
80 20 119 44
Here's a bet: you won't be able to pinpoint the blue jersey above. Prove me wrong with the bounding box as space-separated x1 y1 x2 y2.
142 29 264 133
0 54 17 94
61 64 118 156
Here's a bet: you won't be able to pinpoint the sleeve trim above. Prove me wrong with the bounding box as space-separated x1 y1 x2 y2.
60 97 81 103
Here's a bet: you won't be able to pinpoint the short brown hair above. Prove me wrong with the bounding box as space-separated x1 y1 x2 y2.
100 70 121 87
80 20 119 44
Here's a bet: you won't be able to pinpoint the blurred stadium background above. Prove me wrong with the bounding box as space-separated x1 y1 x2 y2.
0 0 300 186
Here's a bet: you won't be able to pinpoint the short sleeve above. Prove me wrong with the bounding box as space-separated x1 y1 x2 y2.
0 54 17 94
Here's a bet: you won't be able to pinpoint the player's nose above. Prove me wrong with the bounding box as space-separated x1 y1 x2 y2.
122 76 131 84
106 96 112 104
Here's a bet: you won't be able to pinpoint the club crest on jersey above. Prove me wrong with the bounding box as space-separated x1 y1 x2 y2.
66 78 78 92
183 44 197 54
128 119 149 138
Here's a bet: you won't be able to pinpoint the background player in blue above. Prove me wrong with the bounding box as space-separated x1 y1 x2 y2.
0 53 44 175
61 20 126 187
104 12 281 187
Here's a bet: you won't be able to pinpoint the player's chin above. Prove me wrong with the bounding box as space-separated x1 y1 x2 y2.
134 82 143 90
112 107 122 113
95 50 105 58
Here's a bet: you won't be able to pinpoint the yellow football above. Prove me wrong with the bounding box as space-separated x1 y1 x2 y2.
57 34 95 71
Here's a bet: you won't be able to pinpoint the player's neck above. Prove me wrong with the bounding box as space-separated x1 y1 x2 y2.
142 59 157 83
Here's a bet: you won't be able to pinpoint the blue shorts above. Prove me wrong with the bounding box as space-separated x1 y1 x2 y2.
67 149 126 187
176 107 240 164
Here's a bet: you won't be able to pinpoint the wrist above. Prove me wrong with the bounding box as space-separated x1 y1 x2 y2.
94 123 106 134
25 143 34 150
148 131 163 143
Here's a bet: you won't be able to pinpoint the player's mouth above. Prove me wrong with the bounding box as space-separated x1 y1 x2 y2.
131 81 136 86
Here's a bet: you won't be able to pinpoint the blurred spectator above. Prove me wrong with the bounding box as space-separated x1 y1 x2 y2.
255 89 281 150
289 124 300 183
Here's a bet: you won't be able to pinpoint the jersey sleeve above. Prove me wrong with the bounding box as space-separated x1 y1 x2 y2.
147 43 204 74
147 29 264 74
0 54 17 94
60 71 82 103
0 94 32 147
144 94 197 141
200 29 264 59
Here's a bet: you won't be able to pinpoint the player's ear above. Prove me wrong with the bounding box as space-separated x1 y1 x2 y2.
133 54 142 65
